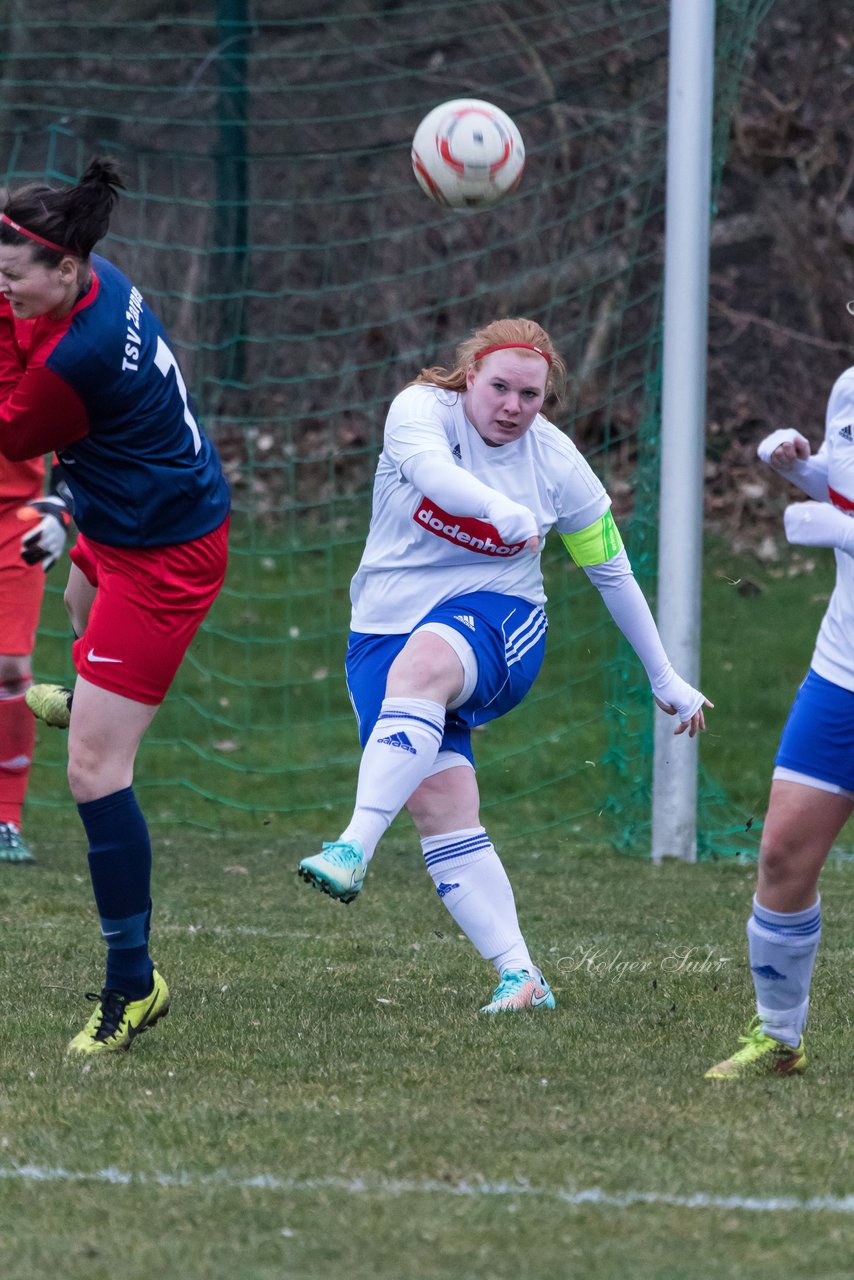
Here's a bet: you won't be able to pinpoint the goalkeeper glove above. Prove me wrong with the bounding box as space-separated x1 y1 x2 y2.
18 495 72 571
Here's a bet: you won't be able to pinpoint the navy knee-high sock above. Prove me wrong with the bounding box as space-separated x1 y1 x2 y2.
78 786 154 999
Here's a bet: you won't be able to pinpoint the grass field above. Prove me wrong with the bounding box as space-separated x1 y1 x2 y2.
1 537 852 1278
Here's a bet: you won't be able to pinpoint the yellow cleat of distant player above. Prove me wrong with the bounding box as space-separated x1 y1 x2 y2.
705 1017 806 1079
26 683 73 729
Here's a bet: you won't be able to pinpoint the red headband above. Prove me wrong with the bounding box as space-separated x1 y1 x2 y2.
0 214 73 256
474 342 552 367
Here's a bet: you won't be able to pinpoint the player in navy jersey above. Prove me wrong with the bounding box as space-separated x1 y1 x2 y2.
298 317 711 1014
706 359 854 1079
0 158 230 1055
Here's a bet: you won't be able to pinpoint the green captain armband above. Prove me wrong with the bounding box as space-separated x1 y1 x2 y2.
559 510 623 567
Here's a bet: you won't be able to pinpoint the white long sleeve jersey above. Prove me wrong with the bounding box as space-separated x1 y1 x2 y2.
809 365 854 692
349 383 610 634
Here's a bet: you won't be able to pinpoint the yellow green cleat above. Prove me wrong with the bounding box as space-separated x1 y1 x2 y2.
67 969 170 1056
26 683 73 729
705 1016 806 1079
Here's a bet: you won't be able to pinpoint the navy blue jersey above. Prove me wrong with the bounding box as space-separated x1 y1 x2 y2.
40 256 229 546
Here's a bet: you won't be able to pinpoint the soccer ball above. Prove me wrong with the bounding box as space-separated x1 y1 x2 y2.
411 99 525 210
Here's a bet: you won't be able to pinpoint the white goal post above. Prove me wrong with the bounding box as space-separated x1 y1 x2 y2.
651 0 716 862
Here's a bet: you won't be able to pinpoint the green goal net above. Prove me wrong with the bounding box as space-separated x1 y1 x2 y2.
0 0 773 851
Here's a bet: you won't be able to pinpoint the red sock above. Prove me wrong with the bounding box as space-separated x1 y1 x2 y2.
0 685 36 827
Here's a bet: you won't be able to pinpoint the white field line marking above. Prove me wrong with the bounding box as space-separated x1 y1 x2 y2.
0 1165 852 1214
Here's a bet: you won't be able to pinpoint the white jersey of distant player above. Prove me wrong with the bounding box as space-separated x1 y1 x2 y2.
810 365 854 692
350 382 611 634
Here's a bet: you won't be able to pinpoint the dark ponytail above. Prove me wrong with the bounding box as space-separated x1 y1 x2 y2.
0 156 125 262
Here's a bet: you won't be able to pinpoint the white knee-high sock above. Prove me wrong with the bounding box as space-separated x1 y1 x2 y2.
747 895 821 1047
421 828 535 975
340 697 445 861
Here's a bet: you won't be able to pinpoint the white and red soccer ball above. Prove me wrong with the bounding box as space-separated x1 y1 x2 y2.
411 98 525 210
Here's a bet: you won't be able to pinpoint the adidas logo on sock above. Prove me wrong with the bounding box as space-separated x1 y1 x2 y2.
453 614 476 631
840 423 853 443
750 964 786 980
377 731 416 754
436 881 460 898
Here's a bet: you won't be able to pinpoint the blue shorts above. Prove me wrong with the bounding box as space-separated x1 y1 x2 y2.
775 668 854 792
345 591 548 767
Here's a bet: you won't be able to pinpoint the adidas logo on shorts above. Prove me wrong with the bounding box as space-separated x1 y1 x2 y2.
453 614 476 631
377 731 416 754
840 424 853 443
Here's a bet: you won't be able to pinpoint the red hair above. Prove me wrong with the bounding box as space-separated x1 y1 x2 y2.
413 317 567 404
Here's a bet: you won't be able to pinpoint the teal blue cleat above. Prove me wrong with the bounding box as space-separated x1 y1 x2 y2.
479 968 556 1014
298 839 366 905
0 821 35 864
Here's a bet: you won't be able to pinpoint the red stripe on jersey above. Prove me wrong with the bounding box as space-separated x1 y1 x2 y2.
413 497 526 557
829 486 854 513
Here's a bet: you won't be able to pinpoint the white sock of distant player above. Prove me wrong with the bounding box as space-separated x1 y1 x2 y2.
339 697 445 861
421 827 536 975
747 894 821 1047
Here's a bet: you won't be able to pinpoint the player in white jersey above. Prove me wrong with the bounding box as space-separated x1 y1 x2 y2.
706 362 854 1079
299 317 711 1013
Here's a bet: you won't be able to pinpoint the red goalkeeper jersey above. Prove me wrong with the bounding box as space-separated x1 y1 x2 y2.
0 449 43 504
0 316 43 502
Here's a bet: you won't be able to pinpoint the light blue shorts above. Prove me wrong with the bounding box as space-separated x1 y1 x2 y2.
345 591 548 767
774 667 854 794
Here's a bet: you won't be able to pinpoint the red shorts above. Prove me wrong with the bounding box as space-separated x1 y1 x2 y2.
70 517 229 705
0 497 47 656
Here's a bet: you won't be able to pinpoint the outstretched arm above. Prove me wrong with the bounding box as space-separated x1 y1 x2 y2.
562 515 712 736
